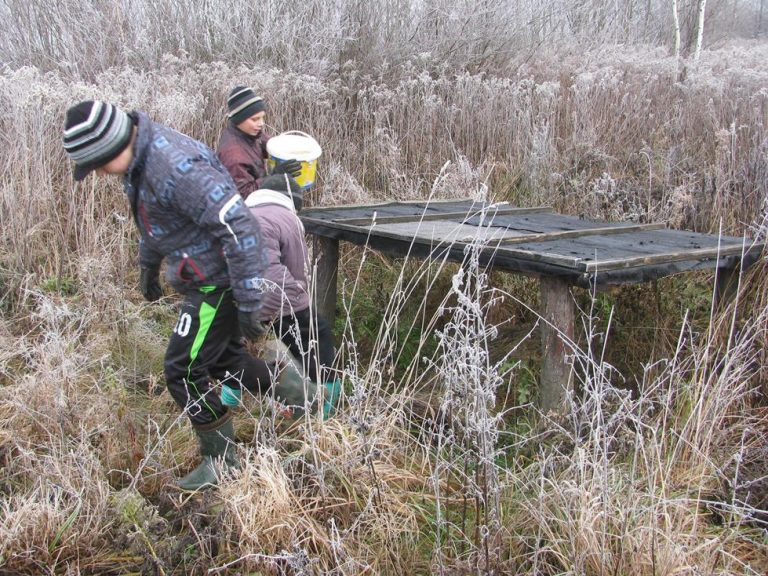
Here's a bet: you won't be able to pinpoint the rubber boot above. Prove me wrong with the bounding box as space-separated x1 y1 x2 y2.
273 353 319 417
221 356 272 407
264 340 318 417
221 383 242 407
178 411 239 491
322 379 342 420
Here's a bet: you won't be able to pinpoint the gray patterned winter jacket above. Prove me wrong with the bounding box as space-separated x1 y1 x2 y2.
124 112 265 311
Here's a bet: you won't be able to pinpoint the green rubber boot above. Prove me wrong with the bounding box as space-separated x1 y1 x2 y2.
178 411 239 491
265 339 318 417
322 379 342 420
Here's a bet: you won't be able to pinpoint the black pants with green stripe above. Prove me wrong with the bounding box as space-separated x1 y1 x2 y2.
164 287 270 427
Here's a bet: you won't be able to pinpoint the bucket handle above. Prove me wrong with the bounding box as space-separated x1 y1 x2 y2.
279 130 314 139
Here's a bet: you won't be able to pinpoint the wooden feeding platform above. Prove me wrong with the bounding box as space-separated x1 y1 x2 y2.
300 199 764 411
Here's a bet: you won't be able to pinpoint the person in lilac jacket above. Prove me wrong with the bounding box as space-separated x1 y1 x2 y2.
221 173 340 418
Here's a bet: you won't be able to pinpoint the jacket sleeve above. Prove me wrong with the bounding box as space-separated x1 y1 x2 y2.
256 217 303 320
222 157 263 199
138 238 163 270
170 159 266 311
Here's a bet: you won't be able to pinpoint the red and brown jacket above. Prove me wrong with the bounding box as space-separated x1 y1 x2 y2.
216 123 271 200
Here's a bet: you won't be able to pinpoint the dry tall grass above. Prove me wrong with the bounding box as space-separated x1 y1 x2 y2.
0 10 767 574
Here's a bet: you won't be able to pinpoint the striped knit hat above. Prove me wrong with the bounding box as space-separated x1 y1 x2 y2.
227 86 265 126
62 101 133 181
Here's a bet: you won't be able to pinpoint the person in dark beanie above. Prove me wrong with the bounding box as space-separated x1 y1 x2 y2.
62 100 274 491
222 173 340 418
217 86 300 200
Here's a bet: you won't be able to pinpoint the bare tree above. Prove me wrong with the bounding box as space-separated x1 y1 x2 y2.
693 0 708 64
673 0 682 61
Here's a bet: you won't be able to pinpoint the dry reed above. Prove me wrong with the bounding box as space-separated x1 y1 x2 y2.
0 8 767 573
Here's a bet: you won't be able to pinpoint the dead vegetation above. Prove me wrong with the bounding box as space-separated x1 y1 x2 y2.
1 1 767 573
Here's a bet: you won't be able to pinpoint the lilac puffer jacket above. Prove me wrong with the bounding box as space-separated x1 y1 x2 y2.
244 189 310 321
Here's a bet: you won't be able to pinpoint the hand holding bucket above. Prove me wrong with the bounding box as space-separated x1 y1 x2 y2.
271 159 302 178
267 131 322 190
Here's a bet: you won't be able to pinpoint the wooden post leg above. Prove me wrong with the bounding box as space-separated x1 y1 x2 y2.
714 265 739 312
539 276 575 413
314 236 339 328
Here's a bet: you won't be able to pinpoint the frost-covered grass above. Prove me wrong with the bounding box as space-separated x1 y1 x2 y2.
0 30 767 576
2 43 767 298
0 0 764 79
1 220 767 574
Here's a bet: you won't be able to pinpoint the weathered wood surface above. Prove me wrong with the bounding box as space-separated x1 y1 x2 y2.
539 276 575 413
301 200 762 287
313 236 339 326
301 198 763 413
337 206 550 226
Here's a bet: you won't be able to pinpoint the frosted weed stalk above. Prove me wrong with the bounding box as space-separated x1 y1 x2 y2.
507 276 768 574
0 291 118 571
422 205 519 573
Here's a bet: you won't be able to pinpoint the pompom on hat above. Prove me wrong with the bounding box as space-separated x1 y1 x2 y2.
227 86 265 126
62 101 133 181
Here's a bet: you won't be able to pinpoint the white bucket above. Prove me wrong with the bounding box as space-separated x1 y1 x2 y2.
266 130 322 190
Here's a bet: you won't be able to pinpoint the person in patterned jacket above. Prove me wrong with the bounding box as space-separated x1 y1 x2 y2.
62 100 271 491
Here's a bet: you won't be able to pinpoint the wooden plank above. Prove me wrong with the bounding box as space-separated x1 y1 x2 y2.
499 229 751 264
301 201 487 223
465 211 618 231
302 216 588 269
336 206 551 226
484 241 586 269
585 243 751 272
714 266 740 311
497 223 666 245
301 197 482 214
573 228 747 254
313 236 339 329
373 221 514 243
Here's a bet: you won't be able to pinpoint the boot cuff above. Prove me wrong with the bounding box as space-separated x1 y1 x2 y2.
193 408 232 432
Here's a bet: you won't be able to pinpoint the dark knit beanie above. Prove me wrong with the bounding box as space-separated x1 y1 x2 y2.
62 101 133 181
227 86 265 125
261 174 304 211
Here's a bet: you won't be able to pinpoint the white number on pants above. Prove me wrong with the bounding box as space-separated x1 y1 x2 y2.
174 312 192 337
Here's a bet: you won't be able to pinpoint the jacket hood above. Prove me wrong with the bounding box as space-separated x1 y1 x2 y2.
244 188 297 213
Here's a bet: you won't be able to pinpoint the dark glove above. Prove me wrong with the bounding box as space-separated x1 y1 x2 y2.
139 267 162 302
271 159 301 178
238 309 268 341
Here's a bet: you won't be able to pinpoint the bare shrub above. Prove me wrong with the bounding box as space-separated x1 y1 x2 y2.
2 1 765 79
313 161 374 206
